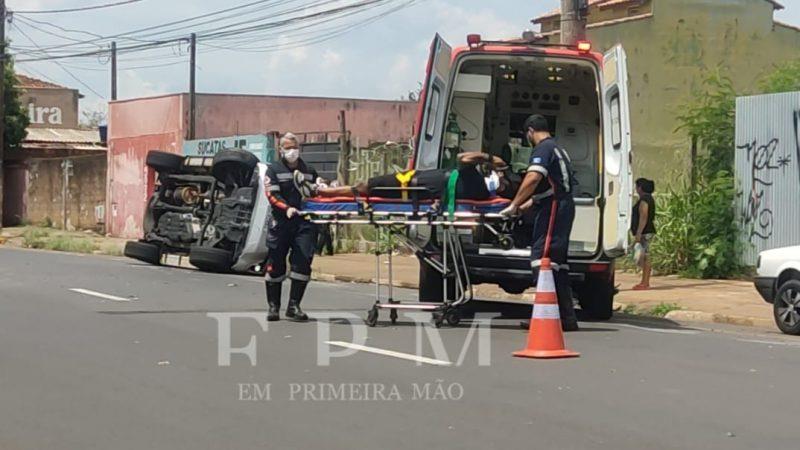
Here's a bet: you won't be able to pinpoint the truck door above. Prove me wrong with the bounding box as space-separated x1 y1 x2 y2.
601 44 633 257
413 34 453 170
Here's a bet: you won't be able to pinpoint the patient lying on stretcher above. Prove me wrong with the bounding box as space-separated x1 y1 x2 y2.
314 152 520 201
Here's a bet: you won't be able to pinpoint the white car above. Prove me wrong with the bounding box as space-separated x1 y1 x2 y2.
755 246 800 335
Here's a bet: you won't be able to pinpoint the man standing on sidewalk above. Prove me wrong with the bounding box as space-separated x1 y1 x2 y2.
263 133 319 322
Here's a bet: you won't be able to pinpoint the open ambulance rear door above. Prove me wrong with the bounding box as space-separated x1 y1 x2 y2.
601 44 633 257
414 34 453 171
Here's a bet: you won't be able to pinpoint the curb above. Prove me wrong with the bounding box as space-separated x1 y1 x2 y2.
312 272 418 290
314 271 774 330
665 310 774 329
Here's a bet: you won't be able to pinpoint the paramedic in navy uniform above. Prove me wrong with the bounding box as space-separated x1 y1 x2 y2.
263 132 319 322
500 115 579 331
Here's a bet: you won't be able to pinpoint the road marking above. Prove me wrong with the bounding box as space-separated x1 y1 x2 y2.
325 341 452 366
614 323 700 335
69 288 136 302
737 338 800 348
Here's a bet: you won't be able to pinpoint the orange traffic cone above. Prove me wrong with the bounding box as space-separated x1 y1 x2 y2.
513 258 580 359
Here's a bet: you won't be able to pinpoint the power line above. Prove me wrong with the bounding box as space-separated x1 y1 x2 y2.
11 0 420 64
12 0 144 15
11 22 106 98
11 0 281 53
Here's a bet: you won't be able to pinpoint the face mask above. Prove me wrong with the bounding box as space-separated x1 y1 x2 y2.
281 148 300 163
484 172 500 196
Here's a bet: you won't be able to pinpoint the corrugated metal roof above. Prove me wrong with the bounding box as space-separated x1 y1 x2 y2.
24 127 102 144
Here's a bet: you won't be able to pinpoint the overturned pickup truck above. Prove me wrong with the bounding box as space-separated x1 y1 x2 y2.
124 149 271 273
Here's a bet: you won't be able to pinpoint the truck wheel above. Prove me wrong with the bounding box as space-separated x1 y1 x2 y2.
418 260 454 303
146 151 185 173
773 280 800 335
578 272 615 320
212 150 259 187
189 246 233 273
124 241 162 265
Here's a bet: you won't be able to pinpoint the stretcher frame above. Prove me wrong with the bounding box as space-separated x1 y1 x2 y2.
301 190 511 327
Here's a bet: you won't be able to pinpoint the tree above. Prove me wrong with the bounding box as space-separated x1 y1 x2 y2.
758 59 800 94
402 82 423 102
81 108 107 128
676 72 736 179
3 57 29 151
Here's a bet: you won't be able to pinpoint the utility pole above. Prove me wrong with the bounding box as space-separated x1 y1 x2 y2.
338 110 350 184
560 0 588 45
61 159 72 230
189 33 196 140
110 41 117 101
0 0 6 231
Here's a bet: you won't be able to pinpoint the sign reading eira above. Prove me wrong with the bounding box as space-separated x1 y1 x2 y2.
28 102 63 126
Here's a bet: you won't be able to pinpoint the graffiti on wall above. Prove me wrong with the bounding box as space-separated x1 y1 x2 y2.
346 142 413 183
737 113 798 242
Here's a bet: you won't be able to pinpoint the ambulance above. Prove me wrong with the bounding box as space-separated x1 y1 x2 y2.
411 34 632 320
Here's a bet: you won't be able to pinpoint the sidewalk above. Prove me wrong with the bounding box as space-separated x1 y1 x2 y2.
312 253 774 329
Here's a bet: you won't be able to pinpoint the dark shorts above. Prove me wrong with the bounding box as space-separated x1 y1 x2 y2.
366 167 490 200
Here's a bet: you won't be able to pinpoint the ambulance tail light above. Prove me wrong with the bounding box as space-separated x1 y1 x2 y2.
588 263 608 273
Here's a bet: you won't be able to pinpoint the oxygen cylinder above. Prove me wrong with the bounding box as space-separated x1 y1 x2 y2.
443 113 462 168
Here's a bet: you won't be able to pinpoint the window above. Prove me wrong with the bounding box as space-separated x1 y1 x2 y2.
610 93 622 149
425 86 441 140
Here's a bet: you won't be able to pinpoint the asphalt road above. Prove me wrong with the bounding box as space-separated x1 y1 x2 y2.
1 247 799 450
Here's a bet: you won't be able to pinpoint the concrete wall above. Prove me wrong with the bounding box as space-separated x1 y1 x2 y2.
194 94 417 145
107 95 185 238
20 87 81 129
26 156 107 231
546 0 800 182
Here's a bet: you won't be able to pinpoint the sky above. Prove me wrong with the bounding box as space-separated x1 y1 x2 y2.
7 0 800 119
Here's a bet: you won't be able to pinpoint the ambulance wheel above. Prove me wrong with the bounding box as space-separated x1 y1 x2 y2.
146 151 185 173
418 261 455 303
389 308 398 324
366 307 379 327
578 272 615 320
445 310 461 327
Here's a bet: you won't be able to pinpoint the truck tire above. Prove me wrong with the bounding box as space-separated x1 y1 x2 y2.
418 260 455 303
212 150 259 187
189 246 233 273
578 272 615 320
146 151 185 173
124 241 162 265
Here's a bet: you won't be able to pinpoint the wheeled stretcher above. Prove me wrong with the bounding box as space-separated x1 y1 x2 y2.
301 188 514 327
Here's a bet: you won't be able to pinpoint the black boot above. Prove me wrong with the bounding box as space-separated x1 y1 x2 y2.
265 281 282 322
285 299 308 321
285 279 309 322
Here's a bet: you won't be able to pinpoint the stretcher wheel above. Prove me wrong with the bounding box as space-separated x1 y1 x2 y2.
366 307 379 327
445 310 461 327
432 312 445 328
498 235 514 250
390 308 398 324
